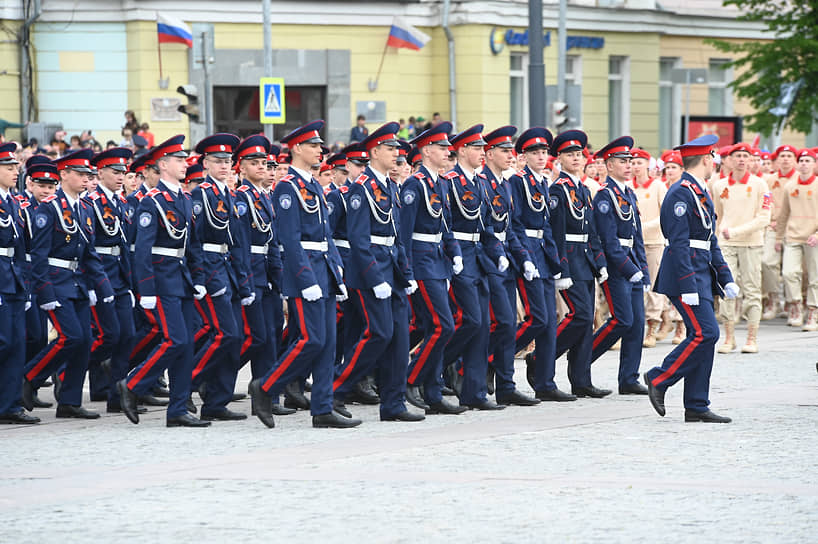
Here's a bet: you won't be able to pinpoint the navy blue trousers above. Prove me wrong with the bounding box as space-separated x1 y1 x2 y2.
92 293 137 405
488 272 518 396
555 279 595 389
591 276 644 387
239 286 277 380
191 293 241 413
407 279 454 404
445 275 490 405
0 294 27 414
515 276 557 392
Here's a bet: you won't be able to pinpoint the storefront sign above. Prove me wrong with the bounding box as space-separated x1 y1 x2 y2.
490 28 604 55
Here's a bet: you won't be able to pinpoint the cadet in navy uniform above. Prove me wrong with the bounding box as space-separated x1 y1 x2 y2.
442 125 506 410
508 128 569 401
117 135 210 427
400 122 466 415
189 133 253 421
590 137 650 396
480 126 540 406
0 144 39 424
645 135 739 423
332 122 424 422
87 147 141 413
249 120 359 429
550 130 610 397
22 149 114 419
325 150 352 372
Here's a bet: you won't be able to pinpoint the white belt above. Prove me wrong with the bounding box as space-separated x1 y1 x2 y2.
251 244 269 255
690 239 711 250
370 235 395 246
95 246 121 256
412 232 442 244
565 233 588 243
48 257 78 271
333 239 350 249
202 243 229 254
453 231 480 242
495 231 507 243
525 229 543 239
301 240 328 252
618 238 634 248
0 247 14 258
152 246 185 258
130 244 136 252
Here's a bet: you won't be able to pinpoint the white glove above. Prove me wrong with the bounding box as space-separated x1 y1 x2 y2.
405 279 418 295
302 284 322 301
533 267 541 279
446 279 451 291
629 271 644 284
724 282 741 299
0 295 2 306
194 285 207 300
452 256 464 275
25 299 31 311
212 286 227 297
336 284 348 302
103 295 114 304
40 300 61 311
373 281 392 299
681 292 699 306
338 265 344 277
129 290 136 308
523 261 537 282
598 267 608 284
497 256 510 273
140 296 157 310
643 284 650 293
555 278 573 291
241 292 256 306
88 290 97 307
553 272 561 280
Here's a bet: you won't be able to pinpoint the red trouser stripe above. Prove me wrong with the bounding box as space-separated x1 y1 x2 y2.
652 300 703 386
515 277 532 342
449 288 464 332
26 309 66 382
193 297 211 343
127 299 171 389
262 298 308 391
130 307 159 360
556 290 576 337
334 290 372 390
408 281 443 384
592 281 619 350
90 305 105 354
191 295 223 379
240 306 253 357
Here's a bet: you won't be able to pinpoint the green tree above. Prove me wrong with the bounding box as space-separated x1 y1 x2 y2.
708 0 818 135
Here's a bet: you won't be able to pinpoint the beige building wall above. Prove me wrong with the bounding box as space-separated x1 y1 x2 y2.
0 20 23 142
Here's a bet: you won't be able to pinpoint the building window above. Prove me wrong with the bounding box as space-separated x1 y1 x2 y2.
708 59 733 116
510 52 528 129
608 56 630 139
565 55 581 85
659 57 680 151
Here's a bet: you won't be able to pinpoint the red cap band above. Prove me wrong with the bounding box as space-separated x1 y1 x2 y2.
521 136 549 151
415 131 448 148
203 143 234 154
365 133 397 151
452 131 484 150
556 139 582 153
97 156 128 169
237 145 267 160
58 158 91 170
602 145 631 160
485 134 512 149
289 130 320 146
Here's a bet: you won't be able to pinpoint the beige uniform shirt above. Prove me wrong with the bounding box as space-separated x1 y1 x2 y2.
583 176 601 198
776 175 818 244
627 177 666 245
712 171 772 247
766 169 798 229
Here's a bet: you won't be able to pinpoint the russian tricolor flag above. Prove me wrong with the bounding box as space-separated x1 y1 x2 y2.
386 17 431 51
157 13 193 48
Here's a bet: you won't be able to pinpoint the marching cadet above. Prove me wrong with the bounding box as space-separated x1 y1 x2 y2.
408 146 422 173
22 149 114 419
776 148 818 331
645 134 739 423
184 161 206 192
0 143 37 423
117 135 209 427
627 148 668 348
189 133 254 421
549 130 610 397
480 126 539 406
441 125 506 410
509 128 569 401
711 143 771 352
399 122 466 414
590 137 650 396
659 151 687 345
762 144 798 320
249 120 358 429
332 122 423 421
86 147 143 412
391 140 412 183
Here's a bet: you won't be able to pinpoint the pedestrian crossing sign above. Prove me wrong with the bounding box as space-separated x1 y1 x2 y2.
260 77 285 124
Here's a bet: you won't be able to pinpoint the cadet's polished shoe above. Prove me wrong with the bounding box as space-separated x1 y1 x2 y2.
185 396 198 414
535 388 577 402
249 379 275 429
117 380 140 424
644 372 666 417
271 404 297 416
32 392 53 409
497 389 541 406
150 384 171 398
283 382 310 410
0 410 41 424
107 402 147 414
201 408 247 421
380 410 425 422
52 373 62 401
90 393 108 402
619 382 649 395
443 364 463 398
405 385 430 411
167 413 211 427
462 399 506 411
312 411 362 428
231 393 247 402
21 378 35 412
425 398 468 415
525 352 536 390
441 385 456 397
486 366 496 396
685 409 731 423
56 405 100 419
332 399 352 418
572 385 612 398
349 379 380 405
138 394 169 407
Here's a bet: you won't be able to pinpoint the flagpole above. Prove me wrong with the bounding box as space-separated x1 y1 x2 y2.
157 37 164 80
368 35 390 92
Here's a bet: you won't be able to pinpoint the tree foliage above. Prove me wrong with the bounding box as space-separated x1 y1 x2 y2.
708 0 818 135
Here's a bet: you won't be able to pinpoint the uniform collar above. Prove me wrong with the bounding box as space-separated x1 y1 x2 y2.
458 163 474 182
99 183 115 200
160 179 181 195
0 187 9 202
419 164 438 183
608 176 627 192
291 165 313 183
369 166 388 186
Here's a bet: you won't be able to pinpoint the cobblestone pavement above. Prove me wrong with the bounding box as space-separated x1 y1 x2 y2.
2 318 816 543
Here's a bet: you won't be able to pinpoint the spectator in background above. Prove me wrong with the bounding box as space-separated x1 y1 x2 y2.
68 134 82 150
349 114 369 143
133 134 149 157
120 127 133 148
0 118 29 141
105 140 117 150
407 116 417 139
432 112 441 126
397 118 409 140
124 109 139 133
138 123 155 147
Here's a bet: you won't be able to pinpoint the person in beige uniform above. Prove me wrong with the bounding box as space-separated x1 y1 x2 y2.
762 144 799 319
628 148 667 347
711 143 772 353
656 151 686 343
775 148 818 331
